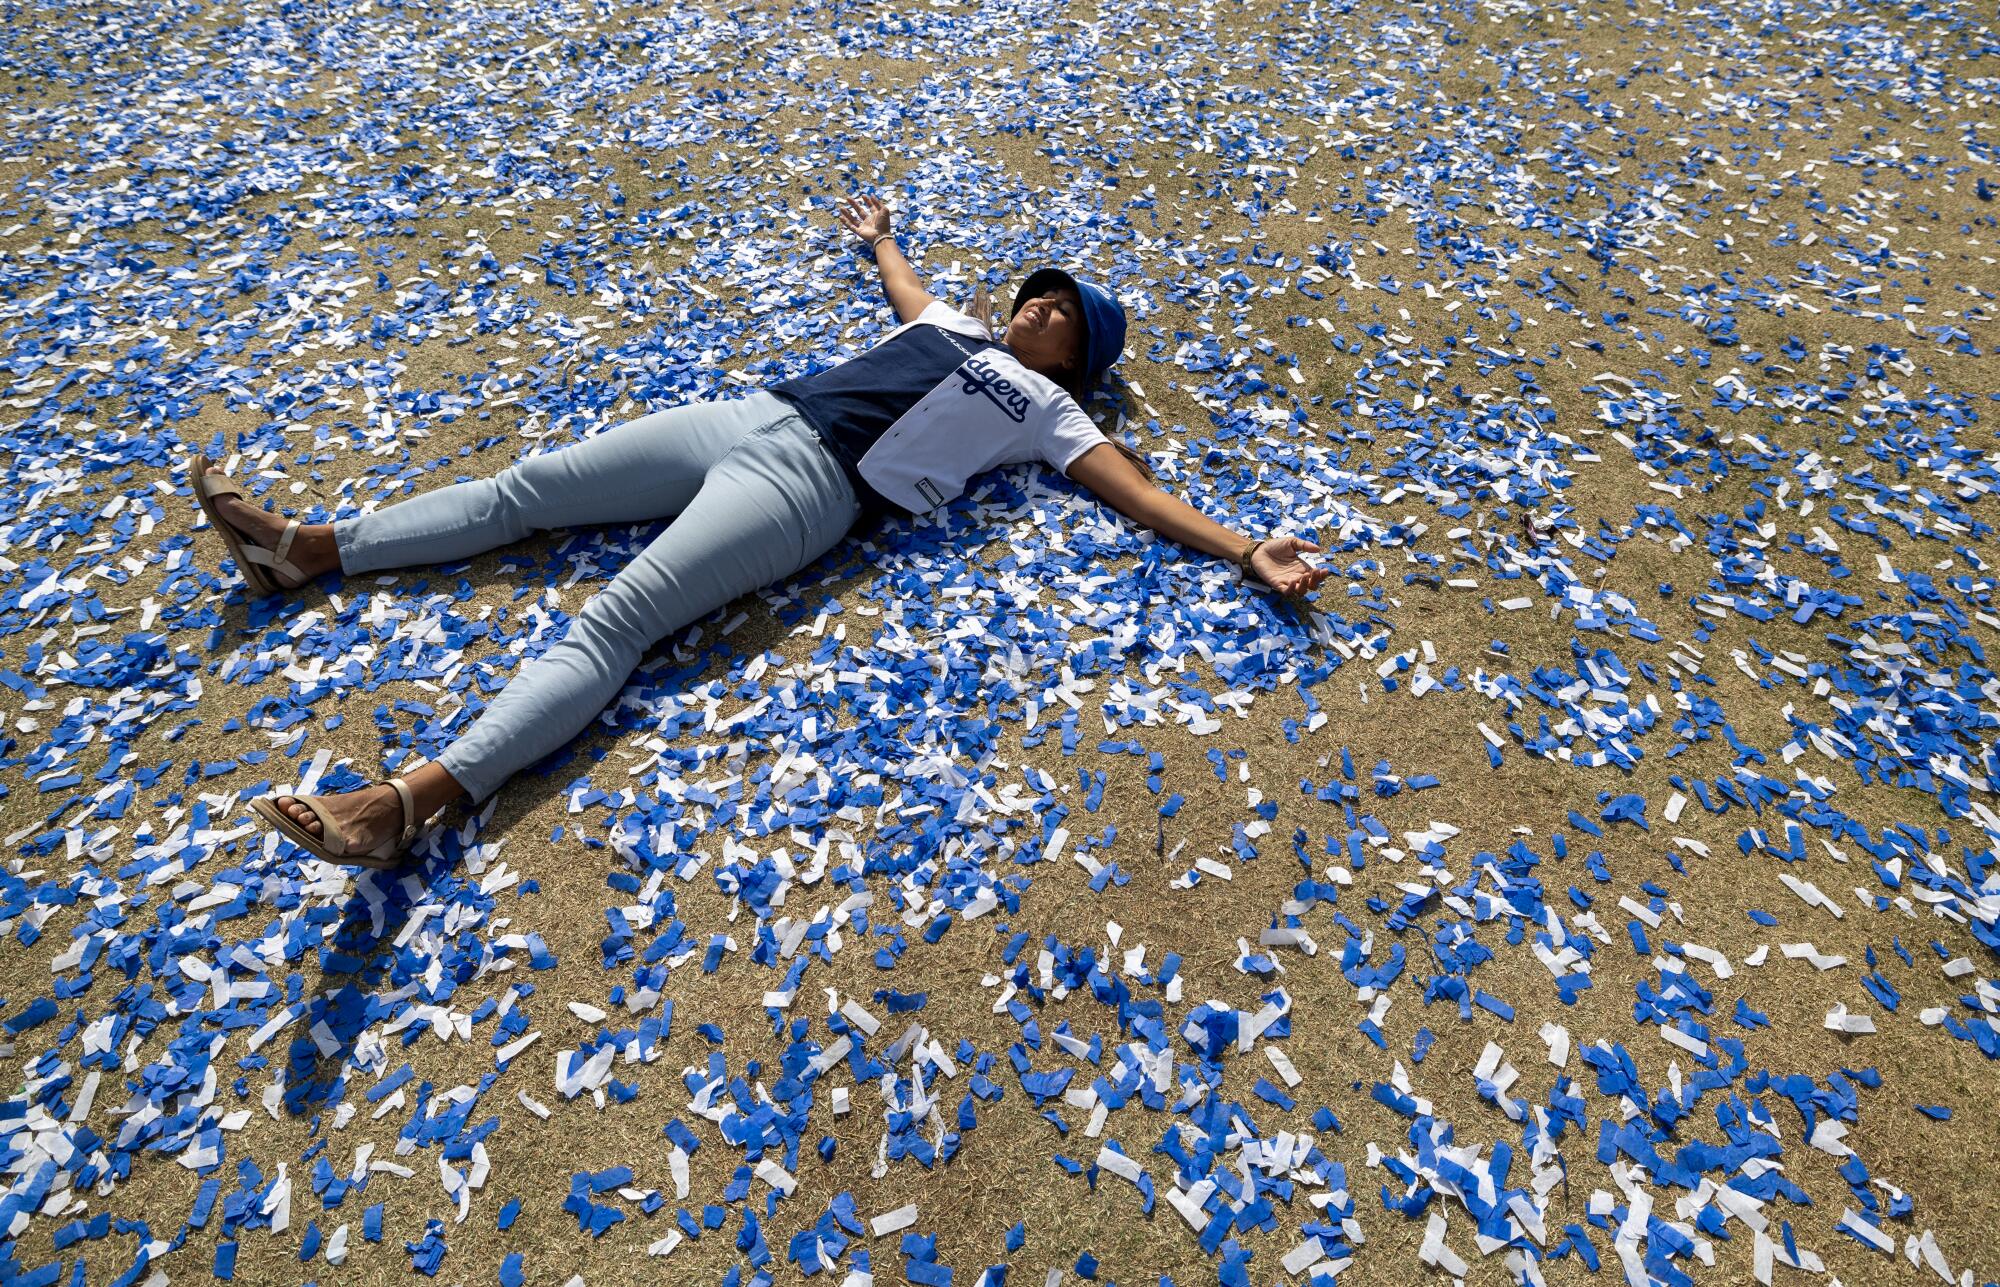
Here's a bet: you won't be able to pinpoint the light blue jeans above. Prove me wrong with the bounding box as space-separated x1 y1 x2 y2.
331 391 860 802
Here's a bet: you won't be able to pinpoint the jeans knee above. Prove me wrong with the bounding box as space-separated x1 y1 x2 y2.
486 471 532 539
572 583 664 655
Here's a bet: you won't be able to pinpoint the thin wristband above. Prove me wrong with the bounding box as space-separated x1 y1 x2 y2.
869 233 895 252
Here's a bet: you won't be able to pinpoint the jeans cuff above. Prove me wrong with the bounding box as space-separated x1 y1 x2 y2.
330 518 365 575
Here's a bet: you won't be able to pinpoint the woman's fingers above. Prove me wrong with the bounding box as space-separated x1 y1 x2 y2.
832 194 888 240
1263 533 1331 597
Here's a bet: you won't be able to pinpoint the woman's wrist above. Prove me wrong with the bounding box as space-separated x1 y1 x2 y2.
867 233 895 254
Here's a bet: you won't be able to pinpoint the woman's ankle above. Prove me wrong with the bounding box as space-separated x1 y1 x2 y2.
399 760 470 821
301 525 342 578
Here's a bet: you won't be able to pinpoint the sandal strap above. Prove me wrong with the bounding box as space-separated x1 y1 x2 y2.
292 794 351 853
269 519 308 582
199 471 244 501
235 518 308 583
387 775 419 849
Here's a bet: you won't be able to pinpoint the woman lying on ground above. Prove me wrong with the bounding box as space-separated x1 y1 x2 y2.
194 194 1329 868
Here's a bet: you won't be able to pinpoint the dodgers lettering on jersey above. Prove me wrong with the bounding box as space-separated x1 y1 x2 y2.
768 300 1109 519
956 352 1030 422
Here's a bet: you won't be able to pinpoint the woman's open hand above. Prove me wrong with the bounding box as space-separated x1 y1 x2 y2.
836 193 894 247
1250 535 1328 601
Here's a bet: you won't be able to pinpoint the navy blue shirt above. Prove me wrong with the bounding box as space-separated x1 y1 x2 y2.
767 320 1001 516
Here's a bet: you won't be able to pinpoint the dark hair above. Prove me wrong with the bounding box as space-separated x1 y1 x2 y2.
1062 375 1155 481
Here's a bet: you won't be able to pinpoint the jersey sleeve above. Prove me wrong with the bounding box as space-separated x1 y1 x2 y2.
1037 397 1111 475
915 298 992 340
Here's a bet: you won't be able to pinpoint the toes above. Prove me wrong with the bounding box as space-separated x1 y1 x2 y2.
279 797 322 837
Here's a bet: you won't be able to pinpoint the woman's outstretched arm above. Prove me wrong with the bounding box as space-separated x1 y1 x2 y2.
836 194 934 324
1065 442 1328 599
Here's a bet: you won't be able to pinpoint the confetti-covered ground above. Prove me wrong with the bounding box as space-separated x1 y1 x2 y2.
3 0 1999 1283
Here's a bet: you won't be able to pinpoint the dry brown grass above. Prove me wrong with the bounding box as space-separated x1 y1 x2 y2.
2 0 1997 1283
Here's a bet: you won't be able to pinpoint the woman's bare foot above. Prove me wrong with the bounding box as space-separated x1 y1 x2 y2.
202 466 341 587
273 783 406 851
272 762 471 854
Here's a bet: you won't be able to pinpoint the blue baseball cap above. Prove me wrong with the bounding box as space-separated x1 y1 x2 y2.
1012 267 1126 403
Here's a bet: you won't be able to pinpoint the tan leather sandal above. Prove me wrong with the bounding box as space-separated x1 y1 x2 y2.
193 454 308 597
251 775 428 870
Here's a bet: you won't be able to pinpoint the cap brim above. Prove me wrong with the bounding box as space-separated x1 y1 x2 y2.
1013 268 1081 317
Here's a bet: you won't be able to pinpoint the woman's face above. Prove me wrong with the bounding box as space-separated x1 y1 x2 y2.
1003 287 1084 385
